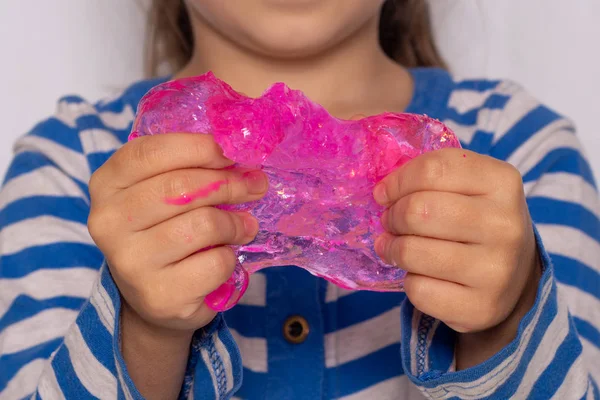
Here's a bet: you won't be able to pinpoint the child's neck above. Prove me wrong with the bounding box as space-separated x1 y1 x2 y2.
175 15 414 119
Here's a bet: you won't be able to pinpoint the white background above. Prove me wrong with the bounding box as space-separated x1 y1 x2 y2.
1 1 599 180
0 0 147 179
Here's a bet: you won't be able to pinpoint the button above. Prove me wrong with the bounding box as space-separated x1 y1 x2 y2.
283 315 310 344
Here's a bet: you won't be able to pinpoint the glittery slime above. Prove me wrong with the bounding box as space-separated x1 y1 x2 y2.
130 72 461 311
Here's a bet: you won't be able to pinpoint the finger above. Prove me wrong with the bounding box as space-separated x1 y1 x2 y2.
135 246 238 328
404 273 504 333
163 246 238 299
381 191 500 244
373 148 518 205
375 234 480 285
117 167 268 231
92 134 233 197
137 208 258 267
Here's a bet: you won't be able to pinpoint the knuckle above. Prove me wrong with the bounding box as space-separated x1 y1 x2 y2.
224 176 237 203
194 209 220 238
87 204 119 242
131 136 163 169
507 168 526 201
505 164 524 188
403 193 429 225
88 171 104 198
167 209 220 245
191 136 214 160
110 144 132 171
422 155 447 184
87 208 103 239
87 222 102 244
109 248 136 275
208 247 237 277
179 208 235 245
124 189 153 219
220 212 242 242
160 172 195 198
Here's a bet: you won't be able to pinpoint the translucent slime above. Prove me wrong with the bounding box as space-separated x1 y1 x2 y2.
130 72 461 311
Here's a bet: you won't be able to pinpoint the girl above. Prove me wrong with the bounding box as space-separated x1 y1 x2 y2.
1 0 599 399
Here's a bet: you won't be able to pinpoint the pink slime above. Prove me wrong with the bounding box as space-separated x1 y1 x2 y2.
165 180 229 205
130 72 461 311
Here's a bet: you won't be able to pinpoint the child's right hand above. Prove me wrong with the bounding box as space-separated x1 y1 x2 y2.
87 133 268 333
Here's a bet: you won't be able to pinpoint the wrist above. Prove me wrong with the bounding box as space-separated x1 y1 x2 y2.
120 300 194 399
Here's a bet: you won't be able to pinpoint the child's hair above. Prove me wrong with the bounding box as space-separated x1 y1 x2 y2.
145 0 447 77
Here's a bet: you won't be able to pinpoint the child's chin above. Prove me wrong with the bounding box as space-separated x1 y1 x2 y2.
242 24 356 60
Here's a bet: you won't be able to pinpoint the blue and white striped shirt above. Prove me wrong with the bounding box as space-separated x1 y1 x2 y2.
1 68 599 399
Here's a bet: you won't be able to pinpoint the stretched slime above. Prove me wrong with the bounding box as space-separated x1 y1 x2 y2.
130 72 461 311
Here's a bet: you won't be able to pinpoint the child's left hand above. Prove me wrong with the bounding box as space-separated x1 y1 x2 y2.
374 148 541 364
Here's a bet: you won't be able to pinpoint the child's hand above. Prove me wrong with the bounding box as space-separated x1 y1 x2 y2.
88 133 268 333
373 148 541 366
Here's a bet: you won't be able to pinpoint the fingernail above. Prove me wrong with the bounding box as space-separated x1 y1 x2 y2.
243 171 268 194
373 183 389 205
243 215 259 237
374 235 387 257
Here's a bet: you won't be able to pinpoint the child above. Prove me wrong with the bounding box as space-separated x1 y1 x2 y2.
1 0 599 399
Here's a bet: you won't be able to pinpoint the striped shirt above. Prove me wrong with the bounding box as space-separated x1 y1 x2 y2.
0 68 599 399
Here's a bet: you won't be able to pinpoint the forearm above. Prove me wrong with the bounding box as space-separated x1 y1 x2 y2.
121 302 193 400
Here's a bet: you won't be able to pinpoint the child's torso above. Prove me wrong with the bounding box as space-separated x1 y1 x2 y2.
223 267 426 399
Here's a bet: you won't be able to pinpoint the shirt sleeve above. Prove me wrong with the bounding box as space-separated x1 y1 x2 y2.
399 88 600 399
0 99 243 399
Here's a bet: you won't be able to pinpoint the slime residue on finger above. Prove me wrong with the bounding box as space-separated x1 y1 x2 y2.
204 265 249 311
165 179 229 205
